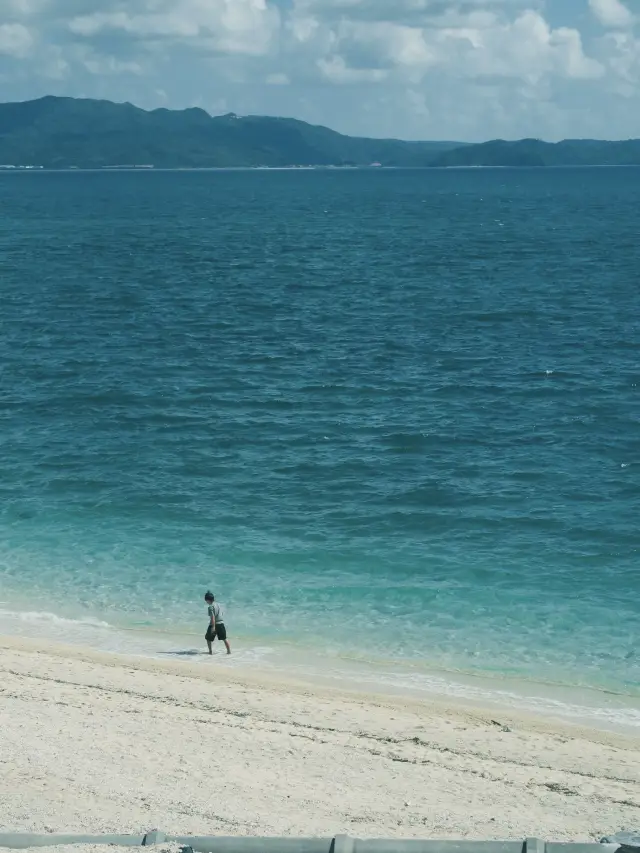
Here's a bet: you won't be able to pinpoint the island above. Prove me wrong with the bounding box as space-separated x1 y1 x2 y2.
0 96 639 170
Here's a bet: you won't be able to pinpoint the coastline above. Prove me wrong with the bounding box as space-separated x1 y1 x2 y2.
1 605 638 736
3 164 640 172
1 633 639 841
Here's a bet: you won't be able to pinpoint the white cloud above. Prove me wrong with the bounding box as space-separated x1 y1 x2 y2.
318 54 388 82
330 20 437 76
405 88 430 119
2 0 42 14
0 0 639 142
43 56 70 80
589 0 634 30
266 72 290 85
68 0 280 56
83 55 143 76
314 10 602 85
597 30 640 93
0 23 33 57
293 0 530 26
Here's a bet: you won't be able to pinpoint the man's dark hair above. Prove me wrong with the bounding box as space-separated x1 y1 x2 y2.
204 591 214 602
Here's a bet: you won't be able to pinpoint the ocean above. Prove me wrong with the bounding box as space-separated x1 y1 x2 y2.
0 167 638 730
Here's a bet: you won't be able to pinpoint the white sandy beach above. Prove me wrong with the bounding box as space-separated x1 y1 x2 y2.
0 634 639 845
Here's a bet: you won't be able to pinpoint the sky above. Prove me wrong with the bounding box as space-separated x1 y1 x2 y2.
0 0 639 141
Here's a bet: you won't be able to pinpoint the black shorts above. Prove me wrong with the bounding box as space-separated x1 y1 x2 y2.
205 623 227 642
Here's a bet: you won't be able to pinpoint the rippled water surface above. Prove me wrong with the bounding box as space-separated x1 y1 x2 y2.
0 168 638 721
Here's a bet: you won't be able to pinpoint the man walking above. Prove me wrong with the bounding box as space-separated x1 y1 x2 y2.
204 591 231 655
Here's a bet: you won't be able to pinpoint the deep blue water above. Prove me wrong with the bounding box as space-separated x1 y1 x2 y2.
0 168 638 720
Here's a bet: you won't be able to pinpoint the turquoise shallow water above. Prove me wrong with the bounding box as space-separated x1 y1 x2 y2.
0 167 638 725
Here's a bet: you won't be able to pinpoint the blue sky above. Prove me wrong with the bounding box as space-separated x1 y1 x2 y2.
0 0 639 141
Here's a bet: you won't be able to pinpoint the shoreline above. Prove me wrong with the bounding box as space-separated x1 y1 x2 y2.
1 633 639 841
1 606 638 735
3 165 640 173
0 631 638 740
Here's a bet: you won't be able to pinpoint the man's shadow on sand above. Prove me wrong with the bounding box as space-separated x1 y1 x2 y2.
161 649 209 657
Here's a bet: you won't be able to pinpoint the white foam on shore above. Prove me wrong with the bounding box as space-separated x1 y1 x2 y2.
1 603 638 734
0 609 110 629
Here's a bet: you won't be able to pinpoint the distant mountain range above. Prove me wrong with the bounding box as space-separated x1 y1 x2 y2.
434 137 640 167
0 96 461 169
1 96 639 169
